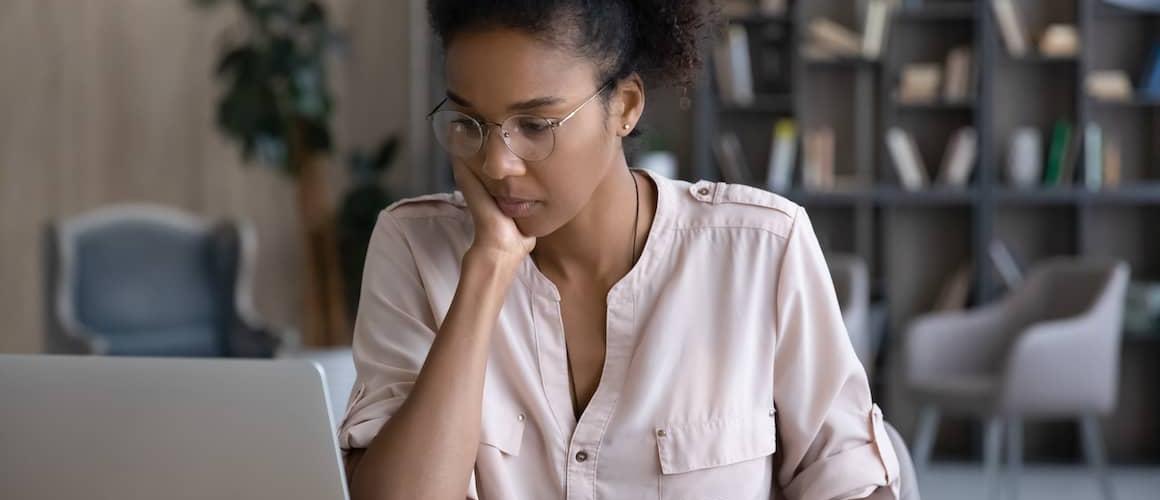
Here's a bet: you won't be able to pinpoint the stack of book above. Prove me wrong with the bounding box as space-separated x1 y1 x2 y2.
802 0 894 61
714 25 756 106
1086 43 1160 102
1004 121 1122 189
897 46 973 104
992 0 1079 59
886 127 977 191
714 120 850 194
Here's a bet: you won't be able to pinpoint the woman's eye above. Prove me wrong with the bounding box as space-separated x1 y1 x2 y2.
517 118 551 134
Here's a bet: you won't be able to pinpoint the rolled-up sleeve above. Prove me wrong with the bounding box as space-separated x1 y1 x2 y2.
337 211 439 451
773 207 900 500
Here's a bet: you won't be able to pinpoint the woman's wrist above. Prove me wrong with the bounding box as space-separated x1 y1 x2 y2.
459 247 523 301
462 246 525 277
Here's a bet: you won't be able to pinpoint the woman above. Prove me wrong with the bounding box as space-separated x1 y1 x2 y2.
341 1 900 499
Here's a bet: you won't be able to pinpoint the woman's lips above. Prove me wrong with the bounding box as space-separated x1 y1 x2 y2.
493 196 540 218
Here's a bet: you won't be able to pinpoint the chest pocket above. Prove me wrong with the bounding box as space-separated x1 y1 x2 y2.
655 409 777 499
479 401 527 456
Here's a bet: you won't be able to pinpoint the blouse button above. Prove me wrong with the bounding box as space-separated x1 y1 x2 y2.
698 187 710 196
656 429 667 437
517 413 525 422
769 409 776 417
575 451 589 463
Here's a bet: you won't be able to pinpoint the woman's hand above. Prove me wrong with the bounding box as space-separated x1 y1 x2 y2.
452 162 536 262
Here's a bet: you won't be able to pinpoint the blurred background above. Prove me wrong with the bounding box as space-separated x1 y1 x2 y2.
1 0 1158 498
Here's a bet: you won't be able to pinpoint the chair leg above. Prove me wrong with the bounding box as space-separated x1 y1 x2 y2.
983 416 1004 500
1005 418 1023 500
1079 415 1116 500
912 404 940 472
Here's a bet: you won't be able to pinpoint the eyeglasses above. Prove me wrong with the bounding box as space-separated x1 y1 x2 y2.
427 82 611 162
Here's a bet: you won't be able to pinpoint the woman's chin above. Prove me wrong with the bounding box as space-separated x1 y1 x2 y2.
513 213 557 239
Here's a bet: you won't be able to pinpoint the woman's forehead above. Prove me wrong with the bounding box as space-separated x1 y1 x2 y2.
444 29 599 112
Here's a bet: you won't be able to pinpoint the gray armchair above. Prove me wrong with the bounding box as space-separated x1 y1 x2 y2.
45 204 297 357
905 258 1130 500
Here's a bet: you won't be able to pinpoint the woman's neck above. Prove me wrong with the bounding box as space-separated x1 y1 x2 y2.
532 161 652 286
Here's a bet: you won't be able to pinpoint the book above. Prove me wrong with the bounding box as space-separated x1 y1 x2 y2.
1008 127 1043 188
1059 123 1082 186
1104 136 1122 188
938 127 978 187
1039 24 1079 58
714 132 752 185
899 64 943 103
989 240 1024 290
721 0 753 17
807 18 863 57
759 0 789 15
991 0 1029 57
1084 122 1103 190
751 24 794 94
801 43 838 61
886 127 929 190
802 127 836 190
934 263 973 311
862 0 892 60
1140 41 1160 98
714 26 756 106
1043 120 1073 186
943 46 973 102
1086 70 1134 101
713 38 736 104
766 119 799 192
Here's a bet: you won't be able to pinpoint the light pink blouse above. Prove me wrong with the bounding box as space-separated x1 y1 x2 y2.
339 170 901 499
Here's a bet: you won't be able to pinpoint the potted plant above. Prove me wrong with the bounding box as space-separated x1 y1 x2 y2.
636 129 679 179
339 136 400 320
194 0 350 346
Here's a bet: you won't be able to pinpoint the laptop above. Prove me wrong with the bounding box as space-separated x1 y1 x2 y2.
0 355 350 500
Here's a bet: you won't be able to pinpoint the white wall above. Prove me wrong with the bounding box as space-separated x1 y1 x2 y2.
0 0 423 353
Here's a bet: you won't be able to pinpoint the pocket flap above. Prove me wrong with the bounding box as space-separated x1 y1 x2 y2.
655 409 777 475
480 404 527 457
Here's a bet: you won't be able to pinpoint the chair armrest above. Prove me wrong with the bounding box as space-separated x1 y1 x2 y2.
230 312 300 358
999 314 1118 415
49 319 110 355
905 303 1009 385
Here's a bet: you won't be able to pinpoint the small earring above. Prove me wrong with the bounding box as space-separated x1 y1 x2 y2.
623 124 631 130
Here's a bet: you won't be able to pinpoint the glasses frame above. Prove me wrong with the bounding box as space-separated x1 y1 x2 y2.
426 81 613 162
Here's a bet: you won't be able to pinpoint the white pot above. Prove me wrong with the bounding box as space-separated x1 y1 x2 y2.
637 151 678 179
1007 128 1043 188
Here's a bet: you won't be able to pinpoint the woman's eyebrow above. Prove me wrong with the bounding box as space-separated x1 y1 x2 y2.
507 95 564 112
445 90 564 112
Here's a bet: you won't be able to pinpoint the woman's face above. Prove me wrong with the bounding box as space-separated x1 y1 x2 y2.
443 28 637 237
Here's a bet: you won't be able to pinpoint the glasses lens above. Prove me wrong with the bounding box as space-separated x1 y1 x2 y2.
431 111 483 158
503 115 555 161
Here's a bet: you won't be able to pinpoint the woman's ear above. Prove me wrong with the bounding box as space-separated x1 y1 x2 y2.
613 74 645 136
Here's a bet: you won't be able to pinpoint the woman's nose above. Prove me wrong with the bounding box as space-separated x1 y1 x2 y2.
479 125 527 181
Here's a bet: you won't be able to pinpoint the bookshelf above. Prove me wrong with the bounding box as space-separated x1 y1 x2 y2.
688 0 1160 463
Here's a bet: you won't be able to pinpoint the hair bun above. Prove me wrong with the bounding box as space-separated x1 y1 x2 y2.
624 0 716 88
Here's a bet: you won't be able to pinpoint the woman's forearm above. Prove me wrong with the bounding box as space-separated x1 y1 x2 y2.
349 249 520 500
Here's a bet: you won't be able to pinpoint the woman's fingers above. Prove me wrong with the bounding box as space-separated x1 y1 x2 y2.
451 161 496 220
451 161 536 257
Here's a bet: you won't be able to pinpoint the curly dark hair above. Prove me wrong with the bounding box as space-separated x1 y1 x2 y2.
427 0 716 92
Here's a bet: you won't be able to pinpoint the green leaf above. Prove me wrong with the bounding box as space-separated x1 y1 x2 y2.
372 136 400 173
300 119 332 152
215 46 259 80
255 134 289 168
298 1 326 25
